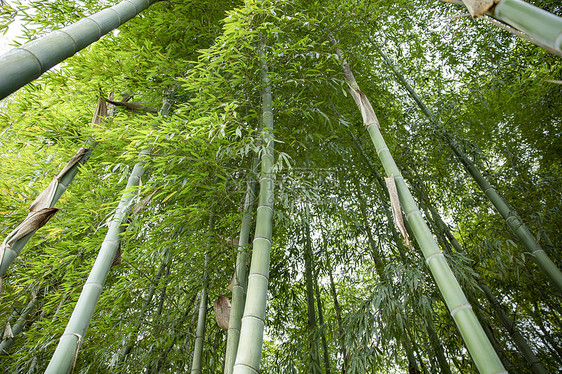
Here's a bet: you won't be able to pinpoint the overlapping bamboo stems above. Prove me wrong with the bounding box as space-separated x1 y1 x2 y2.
224 139 261 374
232 41 275 374
352 139 456 374
337 48 506 373
44 97 170 374
372 42 562 293
0 98 108 282
0 292 39 353
149 290 197 373
0 0 162 100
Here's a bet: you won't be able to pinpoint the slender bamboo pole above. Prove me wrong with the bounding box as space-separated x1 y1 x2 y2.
327 260 347 373
303 204 322 374
232 41 275 374
314 276 332 374
224 147 260 374
480 284 548 374
117 254 168 362
408 170 549 374
372 40 562 293
44 154 147 374
191 252 210 374
0 294 38 353
0 0 161 100
336 48 506 373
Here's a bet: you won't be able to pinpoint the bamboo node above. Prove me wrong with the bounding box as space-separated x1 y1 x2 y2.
450 303 472 317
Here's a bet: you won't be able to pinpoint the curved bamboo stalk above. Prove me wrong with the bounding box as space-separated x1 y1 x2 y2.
371 41 562 293
335 46 506 373
0 0 161 100
232 41 275 374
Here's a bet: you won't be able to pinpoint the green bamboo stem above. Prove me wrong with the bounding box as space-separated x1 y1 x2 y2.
373 41 562 293
314 275 331 374
479 283 548 374
303 205 322 374
491 0 562 53
0 0 161 100
0 294 38 354
224 149 260 374
327 262 347 373
44 154 147 374
338 52 506 373
190 253 209 374
0 146 95 279
232 41 275 374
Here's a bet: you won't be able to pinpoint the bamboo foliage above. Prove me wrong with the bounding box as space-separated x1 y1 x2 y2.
232 41 275 374
336 49 506 373
0 98 107 281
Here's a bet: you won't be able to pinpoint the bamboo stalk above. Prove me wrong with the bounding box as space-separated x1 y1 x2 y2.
0 147 94 279
372 40 562 294
303 204 322 374
190 253 210 374
314 275 331 374
491 0 562 53
405 167 548 374
0 0 161 100
44 154 147 374
336 46 506 373
0 294 38 353
232 41 275 374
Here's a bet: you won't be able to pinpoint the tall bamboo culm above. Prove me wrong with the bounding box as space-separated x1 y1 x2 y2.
44 154 147 374
190 252 210 374
372 41 562 293
336 48 506 374
0 0 161 100
232 41 275 374
224 157 259 374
